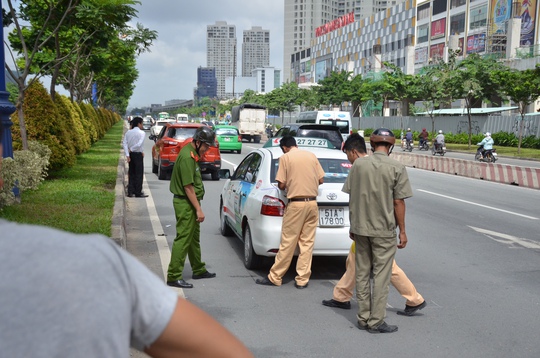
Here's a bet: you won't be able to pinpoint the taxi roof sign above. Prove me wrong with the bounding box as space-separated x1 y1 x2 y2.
263 137 337 149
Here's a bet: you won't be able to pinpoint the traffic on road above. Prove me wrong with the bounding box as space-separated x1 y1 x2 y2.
130 129 540 358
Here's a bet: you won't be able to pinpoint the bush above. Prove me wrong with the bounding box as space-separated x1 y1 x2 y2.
11 80 76 171
0 141 51 209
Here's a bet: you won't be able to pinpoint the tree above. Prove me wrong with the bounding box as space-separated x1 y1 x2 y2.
317 70 353 109
494 65 540 153
447 53 504 148
349 75 372 127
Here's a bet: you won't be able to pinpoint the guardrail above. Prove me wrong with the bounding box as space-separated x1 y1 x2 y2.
391 152 540 190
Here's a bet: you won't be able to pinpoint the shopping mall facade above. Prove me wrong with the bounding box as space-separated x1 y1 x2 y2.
292 0 540 85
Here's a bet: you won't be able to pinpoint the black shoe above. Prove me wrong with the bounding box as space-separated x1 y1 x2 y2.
127 194 134 198
192 271 216 280
294 282 308 289
167 279 193 288
134 193 148 198
256 277 277 286
322 299 351 309
357 322 368 331
368 322 398 334
397 300 426 316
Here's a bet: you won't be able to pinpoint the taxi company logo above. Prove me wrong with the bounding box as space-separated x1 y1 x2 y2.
326 193 337 200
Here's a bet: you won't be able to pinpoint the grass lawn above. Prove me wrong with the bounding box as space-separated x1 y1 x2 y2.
0 121 124 236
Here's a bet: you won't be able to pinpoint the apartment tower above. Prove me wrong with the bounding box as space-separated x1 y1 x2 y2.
242 26 270 77
207 21 237 98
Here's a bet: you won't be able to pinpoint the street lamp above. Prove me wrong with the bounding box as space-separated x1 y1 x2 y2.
1 6 17 160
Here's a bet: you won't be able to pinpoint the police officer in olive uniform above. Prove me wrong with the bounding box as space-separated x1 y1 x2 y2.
167 126 217 289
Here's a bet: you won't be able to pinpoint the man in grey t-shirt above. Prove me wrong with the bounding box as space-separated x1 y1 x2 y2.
0 220 253 358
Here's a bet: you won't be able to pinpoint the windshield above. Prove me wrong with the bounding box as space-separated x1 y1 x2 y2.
271 158 351 183
170 127 197 140
319 120 349 134
216 128 238 136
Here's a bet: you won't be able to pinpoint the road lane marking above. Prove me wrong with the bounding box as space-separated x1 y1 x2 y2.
469 226 540 250
221 158 237 168
142 175 185 298
417 189 539 220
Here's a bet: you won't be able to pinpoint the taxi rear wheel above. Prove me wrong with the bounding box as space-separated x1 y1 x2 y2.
220 201 234 237
244 223 263 270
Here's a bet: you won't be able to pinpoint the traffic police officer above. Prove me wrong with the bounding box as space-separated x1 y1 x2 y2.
167 126 217 289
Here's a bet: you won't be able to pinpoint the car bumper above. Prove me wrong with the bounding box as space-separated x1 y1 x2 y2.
250 215 350 257
219 142 242 151
199 161 221 173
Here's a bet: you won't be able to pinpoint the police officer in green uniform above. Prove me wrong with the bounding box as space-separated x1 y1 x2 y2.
167 126 217 289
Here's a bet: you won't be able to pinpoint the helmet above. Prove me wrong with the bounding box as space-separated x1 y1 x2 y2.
438 130 443 134
485 132 491 137
407 128 411 131
370 128 396 146
422 128 426 131
193 126 216 147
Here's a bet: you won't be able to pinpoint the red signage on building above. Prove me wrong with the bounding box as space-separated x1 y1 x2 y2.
315 12 355 37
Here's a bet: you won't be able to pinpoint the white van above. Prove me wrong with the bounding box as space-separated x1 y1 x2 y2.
297 110 352 141
176 113 189 123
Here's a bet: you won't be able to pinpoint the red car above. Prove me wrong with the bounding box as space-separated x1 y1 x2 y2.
151 123 221 180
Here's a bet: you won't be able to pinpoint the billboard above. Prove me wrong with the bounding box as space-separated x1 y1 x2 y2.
467 33 486 54
520 0 537 45
315 58 333 82
490 0 512 33
431 18 446 39
415 47 428 64
430 43 445 60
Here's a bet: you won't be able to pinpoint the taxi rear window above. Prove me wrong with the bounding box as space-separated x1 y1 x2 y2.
271 158 351 183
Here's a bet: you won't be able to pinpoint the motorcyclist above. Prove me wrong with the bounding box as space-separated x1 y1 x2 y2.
434 130 445 150
477 132 494 159
418 128 429 147
405 128 413 147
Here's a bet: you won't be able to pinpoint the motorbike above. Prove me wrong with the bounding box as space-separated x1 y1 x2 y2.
418 139 430 151
431 141 446 156
475 146 497 163
402 139 413 152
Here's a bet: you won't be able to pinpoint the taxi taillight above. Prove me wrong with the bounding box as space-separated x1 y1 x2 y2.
260 195 285 216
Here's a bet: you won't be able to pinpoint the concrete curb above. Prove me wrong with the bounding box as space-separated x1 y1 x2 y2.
111 121 129 248
391 152 540 190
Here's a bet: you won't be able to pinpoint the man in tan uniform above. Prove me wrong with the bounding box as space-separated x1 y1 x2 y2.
256 136 325 288
343 128 413 334
323 134 425 316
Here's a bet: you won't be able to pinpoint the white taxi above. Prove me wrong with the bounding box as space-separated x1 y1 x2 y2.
219 137 352 269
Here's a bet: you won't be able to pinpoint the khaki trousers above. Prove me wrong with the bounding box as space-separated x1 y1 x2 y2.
354 234 396 329
333 248 424 306
268 201 318 286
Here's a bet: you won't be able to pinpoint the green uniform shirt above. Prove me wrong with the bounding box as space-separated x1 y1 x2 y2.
169 144 205 200
342 152 413 238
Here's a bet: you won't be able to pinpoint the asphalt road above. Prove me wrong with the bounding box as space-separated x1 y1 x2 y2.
126 135 540 358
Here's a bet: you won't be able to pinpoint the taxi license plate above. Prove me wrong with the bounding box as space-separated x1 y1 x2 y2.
319 208 345 227
224 137 231 142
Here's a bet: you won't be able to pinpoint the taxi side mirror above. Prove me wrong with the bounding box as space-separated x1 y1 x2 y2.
218 169 230 179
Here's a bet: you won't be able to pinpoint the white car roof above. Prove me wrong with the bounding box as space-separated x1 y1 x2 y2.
262 143 348 161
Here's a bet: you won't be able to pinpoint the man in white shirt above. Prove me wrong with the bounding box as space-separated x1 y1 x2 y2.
122 117 147 197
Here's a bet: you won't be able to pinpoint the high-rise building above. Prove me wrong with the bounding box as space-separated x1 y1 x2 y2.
207 21 237 98
195 67 217 102
242 26 270 77
283 0 338 83
283 0 405 83
338 0 404 19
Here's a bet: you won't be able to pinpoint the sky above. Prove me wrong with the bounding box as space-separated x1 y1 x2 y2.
127 0 285 109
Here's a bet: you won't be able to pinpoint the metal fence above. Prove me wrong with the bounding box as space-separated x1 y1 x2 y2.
350 114 540 138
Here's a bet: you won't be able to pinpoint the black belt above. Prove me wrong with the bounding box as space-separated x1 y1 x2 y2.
130 151 143 154
174 194 202 201
288 197 317 202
